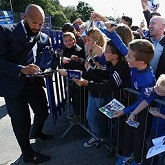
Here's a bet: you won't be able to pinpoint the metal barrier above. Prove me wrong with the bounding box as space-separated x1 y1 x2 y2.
42 29 66 122
53 78 165 164
41 29 165 164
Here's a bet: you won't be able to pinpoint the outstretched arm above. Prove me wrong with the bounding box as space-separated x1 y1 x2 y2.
90 12 128 56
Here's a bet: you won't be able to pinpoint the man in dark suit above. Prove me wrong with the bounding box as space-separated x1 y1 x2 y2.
0 4 54 163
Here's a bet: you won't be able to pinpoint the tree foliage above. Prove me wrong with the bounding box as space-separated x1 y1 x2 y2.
76 1 94 21
0 0 117 29
51 11 68 28
63 6 81 23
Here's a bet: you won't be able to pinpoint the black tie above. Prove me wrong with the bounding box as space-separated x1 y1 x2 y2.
26 36 34 64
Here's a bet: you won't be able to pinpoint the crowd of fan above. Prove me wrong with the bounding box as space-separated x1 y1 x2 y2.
58 0 165 165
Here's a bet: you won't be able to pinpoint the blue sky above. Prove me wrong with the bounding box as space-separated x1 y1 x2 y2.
59 0 165 26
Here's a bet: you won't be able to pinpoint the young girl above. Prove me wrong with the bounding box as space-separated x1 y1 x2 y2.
74 26 108 147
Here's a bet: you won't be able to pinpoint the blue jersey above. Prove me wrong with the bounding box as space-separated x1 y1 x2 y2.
124 66 156 114
100 28 156 114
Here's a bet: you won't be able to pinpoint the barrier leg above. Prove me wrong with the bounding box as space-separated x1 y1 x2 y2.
61 124 74 138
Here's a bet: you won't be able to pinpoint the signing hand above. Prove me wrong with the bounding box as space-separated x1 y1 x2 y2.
21 64 40 75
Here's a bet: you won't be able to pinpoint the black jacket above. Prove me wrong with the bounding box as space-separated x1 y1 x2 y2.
0 22 53 98
62 44 85 70
85 60 131 98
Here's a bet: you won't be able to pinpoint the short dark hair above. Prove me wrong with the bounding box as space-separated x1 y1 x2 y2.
128 39 154 64
122 16 132 26
132 31 141 39
61 23 75 33
131 25 139 31
107 40 123 59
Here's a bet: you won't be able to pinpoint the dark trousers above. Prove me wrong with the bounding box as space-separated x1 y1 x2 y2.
67 80 88 118
123 109 152 163
98 110 126 155
72 84 88 118
5 78 49 158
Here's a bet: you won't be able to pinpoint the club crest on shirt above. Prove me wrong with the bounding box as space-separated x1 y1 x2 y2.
144 87 154 97
134 82 138 90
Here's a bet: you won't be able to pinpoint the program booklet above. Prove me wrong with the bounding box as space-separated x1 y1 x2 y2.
99 98 125 118
67 70 82 80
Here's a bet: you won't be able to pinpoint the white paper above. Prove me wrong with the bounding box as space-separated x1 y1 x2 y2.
146 136 165 159
152 136 165 145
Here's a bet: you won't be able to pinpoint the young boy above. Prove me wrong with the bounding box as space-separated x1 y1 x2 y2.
147 74 165 165
61 32 86 124
74 39 130 150
62 31 85 70
114 39 156 165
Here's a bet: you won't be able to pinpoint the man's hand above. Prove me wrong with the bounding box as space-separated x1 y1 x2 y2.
21 64 40 75
141 0 148 11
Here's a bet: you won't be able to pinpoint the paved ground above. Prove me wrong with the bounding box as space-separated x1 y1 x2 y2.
0 97 118 165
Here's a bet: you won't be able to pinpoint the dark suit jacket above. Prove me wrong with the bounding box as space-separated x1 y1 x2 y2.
0 22 51 98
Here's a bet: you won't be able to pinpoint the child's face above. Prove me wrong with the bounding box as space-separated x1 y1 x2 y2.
154 81 165 96
105 45 114 62
126 48 138 68
63 36 76 48
85 35 95 50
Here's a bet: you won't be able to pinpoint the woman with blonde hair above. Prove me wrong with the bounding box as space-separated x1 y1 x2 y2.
83 26 107 71
74 25 109 147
